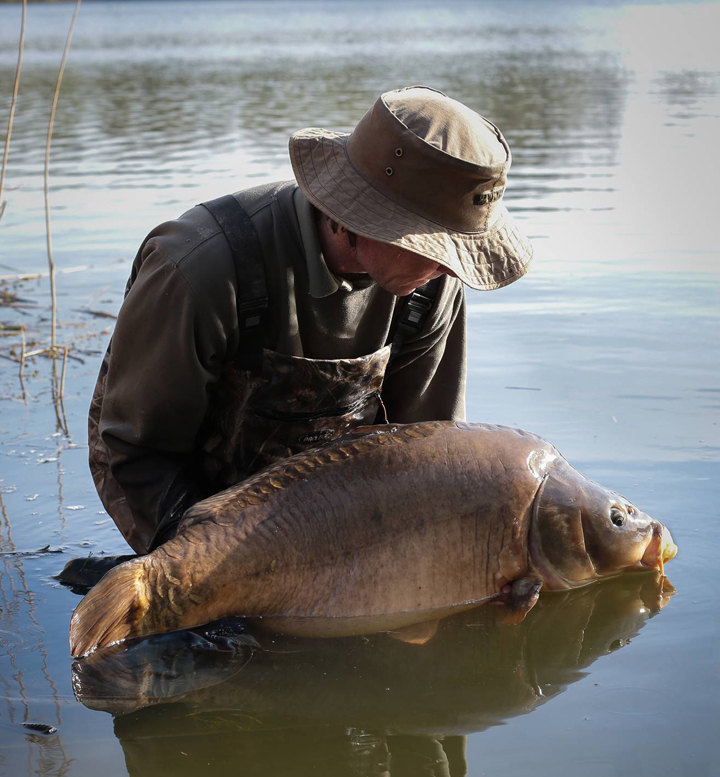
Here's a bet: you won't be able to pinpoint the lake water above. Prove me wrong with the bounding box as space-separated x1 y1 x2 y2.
0 1 719 775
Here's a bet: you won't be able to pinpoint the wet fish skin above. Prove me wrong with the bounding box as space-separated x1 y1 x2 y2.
69 421 675 657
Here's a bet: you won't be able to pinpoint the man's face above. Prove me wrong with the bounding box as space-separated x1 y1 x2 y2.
353 235 456 296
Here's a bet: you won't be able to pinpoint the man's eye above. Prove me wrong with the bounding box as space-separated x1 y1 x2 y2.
610 508 626 527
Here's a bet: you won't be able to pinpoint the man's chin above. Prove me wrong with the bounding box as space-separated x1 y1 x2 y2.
382 279 437 297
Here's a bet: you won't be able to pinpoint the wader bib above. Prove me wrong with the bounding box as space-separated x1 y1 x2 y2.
88 193 439 553
199 345 391 490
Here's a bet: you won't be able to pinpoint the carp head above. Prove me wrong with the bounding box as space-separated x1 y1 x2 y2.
529 466 677 590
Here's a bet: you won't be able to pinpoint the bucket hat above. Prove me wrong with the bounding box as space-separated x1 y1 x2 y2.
289 86 533 291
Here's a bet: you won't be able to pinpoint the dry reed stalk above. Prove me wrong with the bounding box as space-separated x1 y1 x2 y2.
22 347 47 360
59 346 69 401
0 264 91 283
51 352 70 436
18 324 26 385
0 0 26 223
44 0 83 352
0 492 15 551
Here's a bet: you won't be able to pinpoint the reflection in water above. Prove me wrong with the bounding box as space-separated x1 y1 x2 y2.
0 519 73 776
0 363 77 775
0 0 643 259
73 575 673 777
1 47 628 189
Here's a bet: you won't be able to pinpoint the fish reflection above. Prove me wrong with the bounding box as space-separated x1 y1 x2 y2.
73 574 673 777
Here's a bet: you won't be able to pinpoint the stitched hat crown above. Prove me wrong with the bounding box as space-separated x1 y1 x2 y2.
346 87 510 233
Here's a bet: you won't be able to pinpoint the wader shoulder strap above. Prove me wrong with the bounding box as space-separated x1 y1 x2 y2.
201 194 268 373
389 276 442 362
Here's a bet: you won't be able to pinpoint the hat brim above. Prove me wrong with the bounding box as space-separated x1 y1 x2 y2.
289 128 533 292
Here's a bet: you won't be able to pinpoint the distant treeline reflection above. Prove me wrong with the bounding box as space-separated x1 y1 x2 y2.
0 15 629 190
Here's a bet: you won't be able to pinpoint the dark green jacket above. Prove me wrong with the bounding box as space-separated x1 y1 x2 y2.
90 181 466 553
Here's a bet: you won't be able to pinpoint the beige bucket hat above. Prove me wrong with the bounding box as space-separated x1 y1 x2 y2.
289 86 533 291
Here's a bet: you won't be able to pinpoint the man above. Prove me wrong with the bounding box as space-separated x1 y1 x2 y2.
88 86 533 557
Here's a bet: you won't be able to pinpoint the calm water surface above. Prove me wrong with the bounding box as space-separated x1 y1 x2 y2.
0 1 718 775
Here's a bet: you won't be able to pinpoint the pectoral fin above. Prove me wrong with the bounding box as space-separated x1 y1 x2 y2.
387 619 439 645
496 576 543 626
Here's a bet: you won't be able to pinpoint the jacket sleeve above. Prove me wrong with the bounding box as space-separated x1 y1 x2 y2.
380 276 467 424
98 234 234 553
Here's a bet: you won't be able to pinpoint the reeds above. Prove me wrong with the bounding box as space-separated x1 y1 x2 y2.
44 0 83 353
0 0 84 424
0 0 26 222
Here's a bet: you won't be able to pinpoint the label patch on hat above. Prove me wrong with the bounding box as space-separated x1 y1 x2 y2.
474 188 504 206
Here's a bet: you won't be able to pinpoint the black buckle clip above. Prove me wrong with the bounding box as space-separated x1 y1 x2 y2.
403 291 434 331
238 297 268 330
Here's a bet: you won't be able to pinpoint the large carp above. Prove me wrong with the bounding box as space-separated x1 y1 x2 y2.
69 421 677 657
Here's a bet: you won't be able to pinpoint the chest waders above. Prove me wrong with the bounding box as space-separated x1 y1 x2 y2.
85 193 440 559
196 193 441 491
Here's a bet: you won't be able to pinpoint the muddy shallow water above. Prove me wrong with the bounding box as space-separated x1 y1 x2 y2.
0 1 719 775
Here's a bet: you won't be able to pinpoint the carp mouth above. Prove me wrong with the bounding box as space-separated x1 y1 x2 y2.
640 523 678 577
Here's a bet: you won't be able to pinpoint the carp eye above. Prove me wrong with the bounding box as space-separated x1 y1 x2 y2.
610 508 626 527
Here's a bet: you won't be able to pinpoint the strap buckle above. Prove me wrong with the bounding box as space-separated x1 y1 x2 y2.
403 290 434 331
238 297 268 330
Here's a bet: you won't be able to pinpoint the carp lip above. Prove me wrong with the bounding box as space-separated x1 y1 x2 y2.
640 523 678 576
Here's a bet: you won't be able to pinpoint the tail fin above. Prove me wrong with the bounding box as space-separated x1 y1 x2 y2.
69 557 150 658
